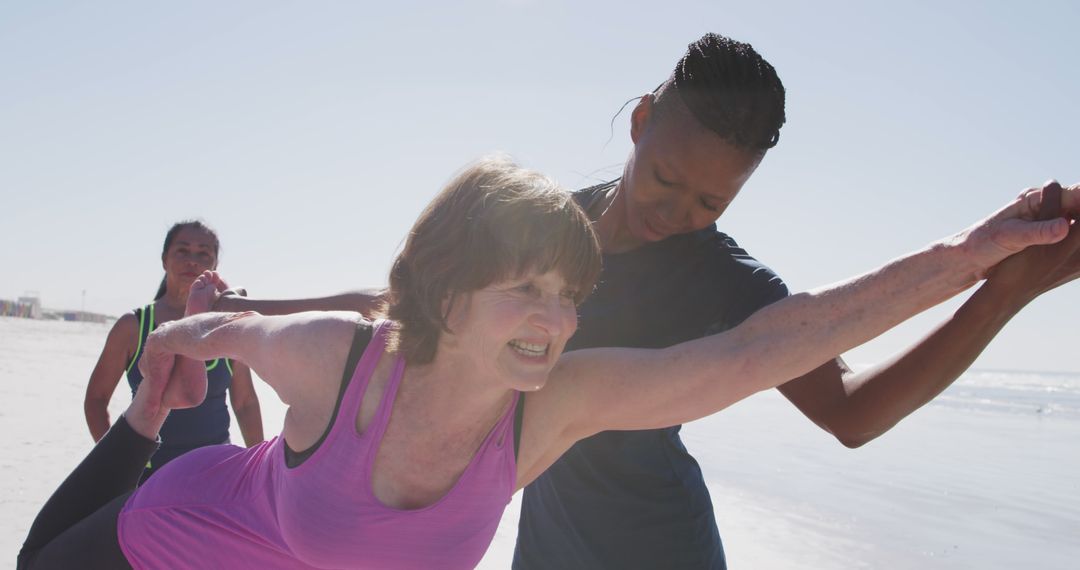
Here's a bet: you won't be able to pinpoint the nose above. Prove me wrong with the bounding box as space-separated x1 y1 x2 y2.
179 251 209 268
530 295 571 338
655 196 692 230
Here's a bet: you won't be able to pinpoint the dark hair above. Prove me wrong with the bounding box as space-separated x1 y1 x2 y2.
654 33 786 151
154 220 221 300
383 156 601 364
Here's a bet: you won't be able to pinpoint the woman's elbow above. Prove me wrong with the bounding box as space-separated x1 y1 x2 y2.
827 422 882 449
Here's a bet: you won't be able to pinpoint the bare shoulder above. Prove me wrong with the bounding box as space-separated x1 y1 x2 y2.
104 311 139 352
231 311 367 412
111 311 139 335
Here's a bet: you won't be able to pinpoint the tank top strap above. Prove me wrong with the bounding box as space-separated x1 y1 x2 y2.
371 348 407 434
126 303 154 374
328 319 404 437
492 390 521 451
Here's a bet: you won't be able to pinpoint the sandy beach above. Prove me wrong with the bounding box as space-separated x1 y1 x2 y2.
3 316 1078 568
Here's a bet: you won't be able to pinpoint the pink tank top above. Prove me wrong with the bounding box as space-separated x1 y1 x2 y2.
118 320 519 569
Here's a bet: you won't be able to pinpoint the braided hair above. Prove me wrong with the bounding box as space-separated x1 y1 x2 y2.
654 33 786 152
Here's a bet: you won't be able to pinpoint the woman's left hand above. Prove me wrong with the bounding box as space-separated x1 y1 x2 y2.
984 181 1080 303
955 181 1080 281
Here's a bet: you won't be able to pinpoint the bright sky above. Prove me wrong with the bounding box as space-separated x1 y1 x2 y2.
2 1 1077 372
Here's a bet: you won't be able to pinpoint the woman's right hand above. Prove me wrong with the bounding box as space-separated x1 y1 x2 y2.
984 181 1080 304
949 181 1080 285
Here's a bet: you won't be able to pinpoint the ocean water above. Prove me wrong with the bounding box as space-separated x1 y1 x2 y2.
685 368 1080 569
936 369 1080 419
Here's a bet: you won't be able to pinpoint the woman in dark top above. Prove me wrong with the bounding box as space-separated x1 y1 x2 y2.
83 220 264 480
512 34 1080 569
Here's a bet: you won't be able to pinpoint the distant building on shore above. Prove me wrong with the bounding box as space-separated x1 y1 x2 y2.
1 295 111 323
1 296 39 319
18 296 42 319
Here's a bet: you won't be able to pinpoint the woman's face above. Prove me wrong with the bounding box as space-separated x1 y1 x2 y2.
442 270 579 392
161 227 218 294
619 96 763 243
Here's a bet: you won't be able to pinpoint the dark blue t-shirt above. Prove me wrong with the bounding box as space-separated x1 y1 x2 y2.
514 182 789 569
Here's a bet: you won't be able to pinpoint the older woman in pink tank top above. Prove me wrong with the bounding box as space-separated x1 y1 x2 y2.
20 156 1080 569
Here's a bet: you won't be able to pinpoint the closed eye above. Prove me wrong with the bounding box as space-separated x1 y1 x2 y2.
699 198 721 212
515 283 539 297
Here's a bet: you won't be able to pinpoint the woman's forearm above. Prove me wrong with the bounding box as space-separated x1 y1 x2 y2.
215 290 385 318
234 401 265 446
791 278 1026 447
151 312 258 362
723 239 980 391
84 399 111 442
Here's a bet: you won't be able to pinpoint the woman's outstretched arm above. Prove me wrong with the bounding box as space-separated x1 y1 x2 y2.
780 183 1080 447
214 288 385 318
136 275 357 451
548 182 1080 441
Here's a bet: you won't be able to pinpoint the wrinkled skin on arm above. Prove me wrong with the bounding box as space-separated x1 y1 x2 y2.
516 181 1080 485
777 181 1080 447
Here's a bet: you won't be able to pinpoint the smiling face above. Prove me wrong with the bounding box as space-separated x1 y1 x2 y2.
161 226 218 297
616 94 763 246
384 157 600 365
441 270 579 392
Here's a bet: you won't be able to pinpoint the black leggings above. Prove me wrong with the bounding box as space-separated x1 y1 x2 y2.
18 415 159 569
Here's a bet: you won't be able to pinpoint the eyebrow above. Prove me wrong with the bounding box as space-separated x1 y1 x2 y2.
173 240 214 249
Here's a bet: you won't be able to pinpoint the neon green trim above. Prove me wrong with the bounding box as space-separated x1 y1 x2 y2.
129 303 229 374
126 304 150 374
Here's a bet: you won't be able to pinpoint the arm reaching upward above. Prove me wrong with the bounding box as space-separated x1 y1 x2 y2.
547 182 1080 444
780 181 1080 447
214 289 385 318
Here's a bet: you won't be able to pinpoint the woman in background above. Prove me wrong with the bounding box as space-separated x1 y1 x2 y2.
83 220 263 480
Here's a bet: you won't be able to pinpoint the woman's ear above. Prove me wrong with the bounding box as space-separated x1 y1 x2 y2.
441 292 457 331
629 93 654 145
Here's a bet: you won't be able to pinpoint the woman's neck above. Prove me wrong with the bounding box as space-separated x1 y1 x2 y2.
156 287 189 317
398 354 514 435
592 181 648 254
